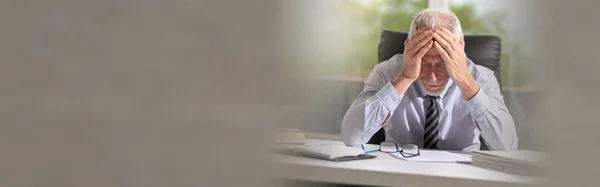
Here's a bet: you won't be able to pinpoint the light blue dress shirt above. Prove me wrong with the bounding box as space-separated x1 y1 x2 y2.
341 54 518 152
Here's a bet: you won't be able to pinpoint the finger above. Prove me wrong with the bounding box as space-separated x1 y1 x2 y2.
441 28 458 42
415 41 434 58
406 28 426 43
434 41 452 63
409 34 434 55
436 29 460 52
433 32 459 58
414 27 429 36
441 28 462 51
407 33 432 55
408 29 432 47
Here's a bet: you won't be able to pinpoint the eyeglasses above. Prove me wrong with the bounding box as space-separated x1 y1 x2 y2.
362 141 420 158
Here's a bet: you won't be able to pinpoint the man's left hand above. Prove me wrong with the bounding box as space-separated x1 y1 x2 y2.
432 28 480 100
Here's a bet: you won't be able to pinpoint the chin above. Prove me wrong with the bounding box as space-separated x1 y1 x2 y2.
423 89 442 96
422 84 446 96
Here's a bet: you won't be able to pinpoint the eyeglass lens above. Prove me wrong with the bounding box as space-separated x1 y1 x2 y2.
402 144 419 155
379 141 398 152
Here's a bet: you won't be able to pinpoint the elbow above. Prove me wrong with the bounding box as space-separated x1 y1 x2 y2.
341 117 361 146
341 111 367 147
342 137 359 147
488 131 519 151
341 134 363 147
503 122 519 151
508 134 519 151
342 135 365 147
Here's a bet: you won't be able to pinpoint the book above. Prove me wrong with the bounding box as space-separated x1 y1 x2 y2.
472 156 538 176
471 150 545 176
272 128 305 144
472 150 545 167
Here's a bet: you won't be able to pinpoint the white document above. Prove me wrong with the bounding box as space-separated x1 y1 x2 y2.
389 150 472 163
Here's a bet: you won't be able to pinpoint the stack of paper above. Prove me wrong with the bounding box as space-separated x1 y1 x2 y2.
471 150 545 176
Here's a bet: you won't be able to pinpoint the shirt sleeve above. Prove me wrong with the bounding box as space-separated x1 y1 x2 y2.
466 71 519 151
341 63 403 146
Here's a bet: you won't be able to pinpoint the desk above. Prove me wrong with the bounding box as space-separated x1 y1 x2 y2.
273 139 542 187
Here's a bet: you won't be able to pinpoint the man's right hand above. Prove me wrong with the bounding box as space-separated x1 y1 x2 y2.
399 28 434 81
392 28 434 94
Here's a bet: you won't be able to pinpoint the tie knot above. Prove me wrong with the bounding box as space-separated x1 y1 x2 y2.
426 95 439 101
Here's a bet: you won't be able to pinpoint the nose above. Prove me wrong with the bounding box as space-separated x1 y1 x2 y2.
428 66 437 82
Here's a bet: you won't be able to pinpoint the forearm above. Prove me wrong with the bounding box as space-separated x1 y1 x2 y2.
341 82 403 146
341 101 387 146
467 90 518 151
392 75 415 95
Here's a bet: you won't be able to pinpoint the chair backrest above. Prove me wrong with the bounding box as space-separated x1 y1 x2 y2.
368 30 502 150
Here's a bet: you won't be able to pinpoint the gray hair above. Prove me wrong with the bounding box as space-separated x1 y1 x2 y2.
408 8 463 39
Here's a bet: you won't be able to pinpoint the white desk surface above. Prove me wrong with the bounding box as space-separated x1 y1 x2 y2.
273 139 543 187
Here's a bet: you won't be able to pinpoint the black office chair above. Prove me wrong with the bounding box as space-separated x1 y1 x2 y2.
367 30 502 150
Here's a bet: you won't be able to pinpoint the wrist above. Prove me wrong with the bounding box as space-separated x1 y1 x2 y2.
455 76 479 100
392 75 415 95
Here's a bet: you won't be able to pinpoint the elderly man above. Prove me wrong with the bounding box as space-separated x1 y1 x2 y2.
341 8 518 151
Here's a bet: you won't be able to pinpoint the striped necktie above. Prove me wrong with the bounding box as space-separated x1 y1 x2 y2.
424 95 440 149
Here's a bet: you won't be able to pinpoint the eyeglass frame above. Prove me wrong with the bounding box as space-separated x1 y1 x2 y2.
361 141 420 158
